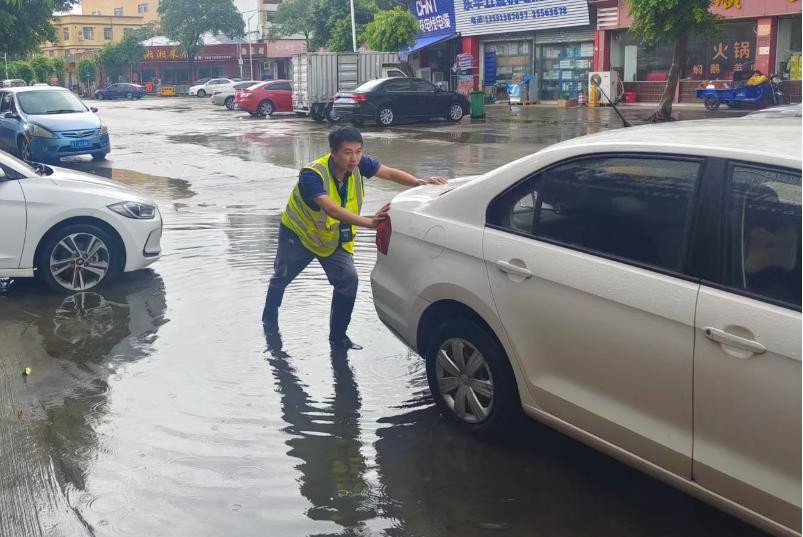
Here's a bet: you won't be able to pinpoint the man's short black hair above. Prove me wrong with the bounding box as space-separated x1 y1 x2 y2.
329 126 363 150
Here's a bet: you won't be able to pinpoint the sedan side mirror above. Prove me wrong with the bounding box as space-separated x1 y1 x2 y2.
90 107 98 113
1 111 19 120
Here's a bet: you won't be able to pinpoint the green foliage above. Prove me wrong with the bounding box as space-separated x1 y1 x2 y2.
97 27 151 81
269 0 377 52
265 0 316 49
311 0 377 52
51 57 66 82
8 60 33 82
360 7 417 52
627 0 719 46
0 0 78 56
76 57 98 85
30 55 52 83
158 0 244 67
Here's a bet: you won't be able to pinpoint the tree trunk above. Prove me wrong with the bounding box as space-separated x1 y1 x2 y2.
647 36 688 122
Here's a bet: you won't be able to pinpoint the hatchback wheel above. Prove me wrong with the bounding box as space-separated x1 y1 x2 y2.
37 224 120 293
197 89 206 97
447 102 465 121
225 96 235 110
258 100 275 117
426 318 521 438
377 106 394 126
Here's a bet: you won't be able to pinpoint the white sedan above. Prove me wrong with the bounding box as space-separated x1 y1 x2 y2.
188 78 237 97
0 152 161 292
372 118 801 537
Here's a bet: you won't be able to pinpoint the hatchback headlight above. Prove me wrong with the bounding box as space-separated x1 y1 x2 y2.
31 124 56 138
99 121 108 135
108 201 156 219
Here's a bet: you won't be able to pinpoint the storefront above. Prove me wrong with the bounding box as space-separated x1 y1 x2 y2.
260 39 306 81
404 0 460 89
535 28 595 100
597 0 802 102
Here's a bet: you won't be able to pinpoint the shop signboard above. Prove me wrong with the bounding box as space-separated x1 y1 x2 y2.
408 0 456 36
454 0 590 37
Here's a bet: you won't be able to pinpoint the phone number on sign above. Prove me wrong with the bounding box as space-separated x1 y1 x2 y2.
469 6 568 24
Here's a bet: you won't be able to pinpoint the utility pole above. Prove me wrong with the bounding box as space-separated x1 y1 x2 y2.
349 0 357 52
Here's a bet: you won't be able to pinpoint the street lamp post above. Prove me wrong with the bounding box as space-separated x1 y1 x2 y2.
349 0 357 52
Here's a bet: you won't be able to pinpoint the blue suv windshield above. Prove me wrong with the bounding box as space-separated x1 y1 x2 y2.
17 90 87 115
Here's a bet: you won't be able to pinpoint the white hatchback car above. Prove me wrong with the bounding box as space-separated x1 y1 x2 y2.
0 152 161 292
372 118 801 536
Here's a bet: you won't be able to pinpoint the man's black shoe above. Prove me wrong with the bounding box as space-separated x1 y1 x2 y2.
329 336 363 350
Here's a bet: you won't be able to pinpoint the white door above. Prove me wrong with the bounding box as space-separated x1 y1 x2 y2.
624 46 638 83
483 154 703 476
693 163 801 531
0 177 26 269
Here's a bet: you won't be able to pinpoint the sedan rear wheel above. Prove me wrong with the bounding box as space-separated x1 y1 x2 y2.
37 224 120 293
225 96 235 110
426 318 521 438
447 102 465 121
125 92 134 100
377 106 394 126
258 100 275 117
96 93 105 100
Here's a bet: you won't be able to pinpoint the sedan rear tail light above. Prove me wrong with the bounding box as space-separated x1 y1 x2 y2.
353 93 367 102
376 215 391 255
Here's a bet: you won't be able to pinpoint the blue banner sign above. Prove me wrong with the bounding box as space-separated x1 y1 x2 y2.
408 0 457 36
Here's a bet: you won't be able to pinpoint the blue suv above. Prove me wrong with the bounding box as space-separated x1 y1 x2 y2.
0 87 110 162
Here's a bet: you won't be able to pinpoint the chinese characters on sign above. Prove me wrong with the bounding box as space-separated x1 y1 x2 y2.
712 0 741 9
408 0 456 36
453 0 590 36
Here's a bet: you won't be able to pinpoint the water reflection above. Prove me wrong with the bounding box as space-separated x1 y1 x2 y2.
264 329 376 533
0 272 167 537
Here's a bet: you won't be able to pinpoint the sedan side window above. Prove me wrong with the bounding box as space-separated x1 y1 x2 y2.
726 164 801 308
0 93 9 113
488 156 701 273
410 79 435 92
383 79 411 92
271 81 291 91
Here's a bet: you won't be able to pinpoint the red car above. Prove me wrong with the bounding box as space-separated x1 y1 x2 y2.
235 80 293 117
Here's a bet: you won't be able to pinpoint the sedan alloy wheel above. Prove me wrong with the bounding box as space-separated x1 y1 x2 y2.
448 102 465 121
377 106 394 126
48 232 112 292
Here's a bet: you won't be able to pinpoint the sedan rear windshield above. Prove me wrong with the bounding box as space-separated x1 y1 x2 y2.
17 90 87 115
353 79 386 92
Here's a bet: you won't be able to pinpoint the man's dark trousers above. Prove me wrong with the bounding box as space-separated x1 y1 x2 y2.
262 225 358 342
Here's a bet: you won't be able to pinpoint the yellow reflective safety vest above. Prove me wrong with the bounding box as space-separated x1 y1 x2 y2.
281 154 364 256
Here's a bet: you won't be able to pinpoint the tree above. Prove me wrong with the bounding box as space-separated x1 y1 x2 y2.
30 55 52 83
76 57 98 92
360 7 417 52
97 31 148 83
265 0 316 51
0 0 78 56
51 57 65 84
8 60 33 82
628 0 719 122
311 0 377 52
158 0 244 81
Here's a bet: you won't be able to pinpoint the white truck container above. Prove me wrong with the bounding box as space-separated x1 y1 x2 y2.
292 52 405 121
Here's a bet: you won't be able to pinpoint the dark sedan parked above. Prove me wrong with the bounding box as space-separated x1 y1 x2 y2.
94 83 145 100
332 77 468 126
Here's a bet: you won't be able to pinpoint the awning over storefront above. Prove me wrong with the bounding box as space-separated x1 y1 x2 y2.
405 32 458 55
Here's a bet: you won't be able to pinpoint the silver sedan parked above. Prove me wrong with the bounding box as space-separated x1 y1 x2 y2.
211 80 260 110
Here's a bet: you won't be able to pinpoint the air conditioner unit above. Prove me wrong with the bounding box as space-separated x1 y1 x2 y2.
588 70 620 104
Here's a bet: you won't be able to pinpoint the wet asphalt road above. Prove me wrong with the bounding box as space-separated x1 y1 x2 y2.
0 98 766 537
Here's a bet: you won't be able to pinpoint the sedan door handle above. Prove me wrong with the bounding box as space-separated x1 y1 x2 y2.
703 327 766 356
495 260 532 279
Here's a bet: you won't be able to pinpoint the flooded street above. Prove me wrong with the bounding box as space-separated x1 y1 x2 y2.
0 99 767 537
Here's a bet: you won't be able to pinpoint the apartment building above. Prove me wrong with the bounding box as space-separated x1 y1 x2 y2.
80 0 159 23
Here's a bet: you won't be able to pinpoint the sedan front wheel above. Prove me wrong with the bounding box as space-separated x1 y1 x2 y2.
37 224 120 292
447 102 465 121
